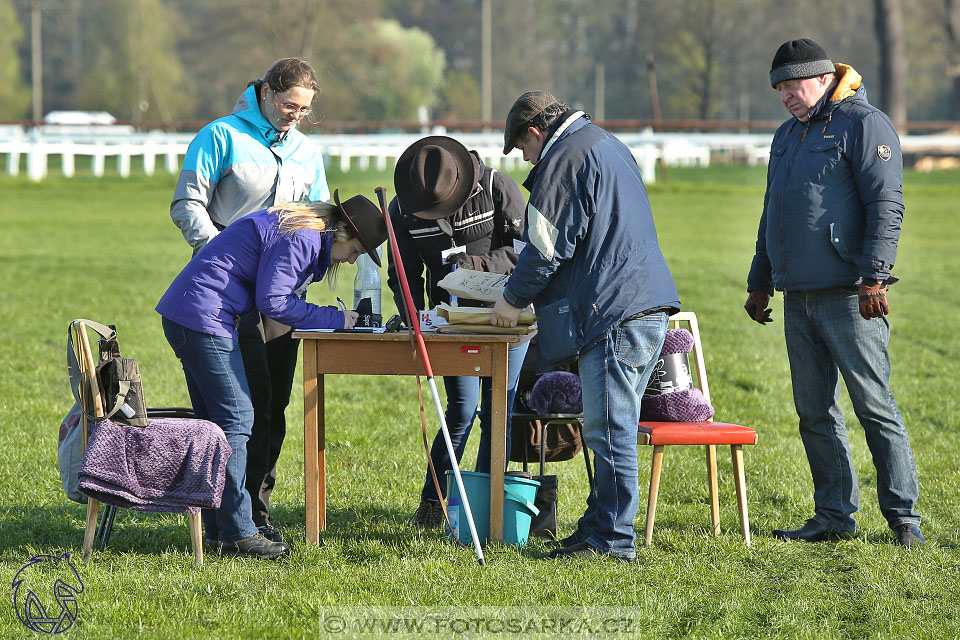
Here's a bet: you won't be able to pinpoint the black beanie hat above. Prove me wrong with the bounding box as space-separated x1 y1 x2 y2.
769 38 835 88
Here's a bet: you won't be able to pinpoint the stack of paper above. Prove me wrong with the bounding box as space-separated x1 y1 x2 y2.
434 303 537 335
436 304 536 326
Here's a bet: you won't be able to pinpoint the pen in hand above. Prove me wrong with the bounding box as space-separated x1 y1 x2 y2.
338 298 359 329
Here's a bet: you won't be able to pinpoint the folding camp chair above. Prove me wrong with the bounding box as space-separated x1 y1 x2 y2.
70 319 226 564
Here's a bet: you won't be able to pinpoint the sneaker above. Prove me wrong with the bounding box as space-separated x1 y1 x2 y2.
217 533 289 559
555 528 589 548
413 499 444 529
258 524 283 543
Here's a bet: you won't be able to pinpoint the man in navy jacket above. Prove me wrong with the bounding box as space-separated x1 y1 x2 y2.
492 91 680 561
746 39 923 547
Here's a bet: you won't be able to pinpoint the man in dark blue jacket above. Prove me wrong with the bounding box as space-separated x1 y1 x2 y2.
745 39 923 547
492 91 680 561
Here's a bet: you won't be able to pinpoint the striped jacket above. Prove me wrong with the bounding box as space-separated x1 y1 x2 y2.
170 83 329 251
386 155 526 316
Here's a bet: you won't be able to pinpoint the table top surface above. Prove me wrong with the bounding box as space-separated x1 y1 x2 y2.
292 330 522 343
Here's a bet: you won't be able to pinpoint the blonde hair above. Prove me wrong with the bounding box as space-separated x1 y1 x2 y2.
268 201 354 284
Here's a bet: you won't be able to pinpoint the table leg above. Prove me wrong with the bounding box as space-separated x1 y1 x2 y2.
489 344 508 541
303 341 320 544
318 375 326 532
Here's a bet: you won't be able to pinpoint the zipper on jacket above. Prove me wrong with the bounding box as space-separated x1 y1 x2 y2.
777 119 810 280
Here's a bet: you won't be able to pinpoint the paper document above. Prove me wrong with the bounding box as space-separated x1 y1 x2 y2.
437 269 510 302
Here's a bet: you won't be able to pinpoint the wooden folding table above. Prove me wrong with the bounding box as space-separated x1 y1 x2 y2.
293 330 520 545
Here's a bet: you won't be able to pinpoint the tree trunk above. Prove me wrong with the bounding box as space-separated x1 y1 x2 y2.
947 0 960 120
874 0 907 125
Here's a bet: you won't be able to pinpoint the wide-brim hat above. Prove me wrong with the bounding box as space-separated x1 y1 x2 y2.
334 190 387 267
394 136 480 220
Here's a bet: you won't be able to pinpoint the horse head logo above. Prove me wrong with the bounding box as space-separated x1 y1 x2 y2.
11 552 84 634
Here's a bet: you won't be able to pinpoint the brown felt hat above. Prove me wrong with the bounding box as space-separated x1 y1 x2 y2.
503 90 560 154
394 136 480 220
334 190 387 266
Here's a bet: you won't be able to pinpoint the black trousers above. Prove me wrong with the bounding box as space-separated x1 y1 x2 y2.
238 324 300 528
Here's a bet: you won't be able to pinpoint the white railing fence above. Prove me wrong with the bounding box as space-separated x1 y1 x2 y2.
3 126 958 184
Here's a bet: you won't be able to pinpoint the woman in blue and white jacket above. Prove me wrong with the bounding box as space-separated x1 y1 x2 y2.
169 58 329 544
157 192 387 559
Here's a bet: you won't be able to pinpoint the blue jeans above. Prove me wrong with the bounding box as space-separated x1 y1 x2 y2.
783 288 920 531
162 317 259 542
574 313 668 558
421 341 529 502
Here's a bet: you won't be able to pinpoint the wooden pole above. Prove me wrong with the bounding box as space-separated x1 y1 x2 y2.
646 52 668 182
31 2 43 123
481 0 492 131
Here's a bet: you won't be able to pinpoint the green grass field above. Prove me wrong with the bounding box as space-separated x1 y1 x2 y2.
1 163 958 639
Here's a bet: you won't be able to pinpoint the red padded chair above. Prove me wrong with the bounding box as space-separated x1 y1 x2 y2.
637 312 757 547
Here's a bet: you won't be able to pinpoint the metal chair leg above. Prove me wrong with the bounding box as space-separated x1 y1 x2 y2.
582 447 594 489
99 505 118 551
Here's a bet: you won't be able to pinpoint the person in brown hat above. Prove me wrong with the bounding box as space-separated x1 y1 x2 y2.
157 191 386 558
385 135 531 528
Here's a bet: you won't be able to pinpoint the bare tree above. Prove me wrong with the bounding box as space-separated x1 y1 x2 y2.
874 0 907 124
947 0 960 119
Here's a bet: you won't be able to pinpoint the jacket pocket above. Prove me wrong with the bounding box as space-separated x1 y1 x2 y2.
810 138 841 153
809 138 842 180
828 221 858 264
768 144 787 171
536 298 580 364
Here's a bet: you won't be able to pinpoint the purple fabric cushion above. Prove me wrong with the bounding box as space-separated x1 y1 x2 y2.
78 417 231 513
530 371 583 414
640 328 714 421
661 328 695 355
640 387 715 422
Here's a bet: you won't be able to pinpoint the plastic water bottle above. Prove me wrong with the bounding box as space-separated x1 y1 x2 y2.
448 263 458 306
446 495 460 542
353 247 382 314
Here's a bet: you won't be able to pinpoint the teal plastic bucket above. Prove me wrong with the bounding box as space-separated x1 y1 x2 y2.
445 470 540 546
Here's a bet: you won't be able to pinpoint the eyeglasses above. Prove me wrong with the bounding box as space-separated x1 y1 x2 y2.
270 89 313 117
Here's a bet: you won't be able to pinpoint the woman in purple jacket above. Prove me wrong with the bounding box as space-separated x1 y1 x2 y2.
157 191 386 559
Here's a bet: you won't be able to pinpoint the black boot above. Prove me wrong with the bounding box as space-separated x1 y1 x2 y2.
772 519 856 542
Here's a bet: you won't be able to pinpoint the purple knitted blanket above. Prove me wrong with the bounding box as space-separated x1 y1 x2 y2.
78 417 230 514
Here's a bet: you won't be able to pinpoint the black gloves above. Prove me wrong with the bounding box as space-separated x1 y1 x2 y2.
744 291 772 325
